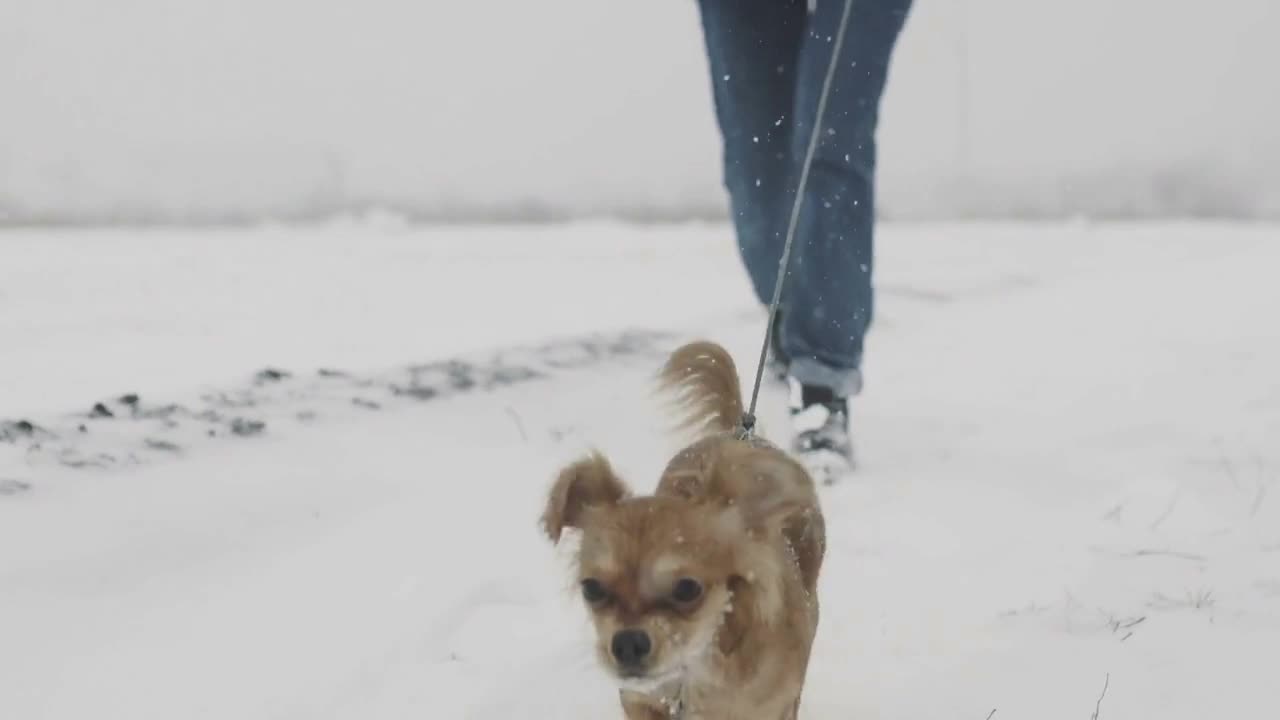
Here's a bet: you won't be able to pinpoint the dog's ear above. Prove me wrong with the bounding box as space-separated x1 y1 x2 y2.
541 452 629 543
707 446 813 533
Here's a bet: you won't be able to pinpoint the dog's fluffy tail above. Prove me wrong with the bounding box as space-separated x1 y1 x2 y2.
658 341 745 437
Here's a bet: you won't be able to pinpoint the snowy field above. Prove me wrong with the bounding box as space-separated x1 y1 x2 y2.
2 221 1279 718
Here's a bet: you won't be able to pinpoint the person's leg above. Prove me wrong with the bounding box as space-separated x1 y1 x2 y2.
695 0 808 308
779 0 913 398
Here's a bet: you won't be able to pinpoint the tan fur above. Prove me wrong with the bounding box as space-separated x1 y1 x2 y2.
657 340 745 437
543 341 826 720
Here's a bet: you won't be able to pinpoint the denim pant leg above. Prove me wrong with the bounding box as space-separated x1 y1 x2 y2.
696 0 808 307
780 0 913 396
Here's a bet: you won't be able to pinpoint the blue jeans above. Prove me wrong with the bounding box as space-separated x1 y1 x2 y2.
697 0 912 396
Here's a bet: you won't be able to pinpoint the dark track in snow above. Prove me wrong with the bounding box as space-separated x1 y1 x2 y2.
1 329 673 479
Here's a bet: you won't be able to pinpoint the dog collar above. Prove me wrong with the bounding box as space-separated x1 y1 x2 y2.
667 688 684 719
666 682 689 719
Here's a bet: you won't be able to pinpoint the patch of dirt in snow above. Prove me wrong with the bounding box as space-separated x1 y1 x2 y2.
0 329 672 482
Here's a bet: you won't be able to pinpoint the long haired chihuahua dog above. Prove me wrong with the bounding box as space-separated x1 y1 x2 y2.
541 341 826 719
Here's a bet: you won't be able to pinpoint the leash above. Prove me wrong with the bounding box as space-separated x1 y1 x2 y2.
740 0 857 440
670 1 856 717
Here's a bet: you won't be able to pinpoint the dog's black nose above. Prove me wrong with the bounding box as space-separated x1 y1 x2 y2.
611 629 652 667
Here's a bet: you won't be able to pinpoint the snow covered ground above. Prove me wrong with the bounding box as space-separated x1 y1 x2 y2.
2 221 1278 718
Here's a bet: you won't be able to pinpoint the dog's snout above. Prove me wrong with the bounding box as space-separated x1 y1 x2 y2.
611 629 652 667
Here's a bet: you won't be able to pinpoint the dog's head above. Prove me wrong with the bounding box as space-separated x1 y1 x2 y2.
541 447 811 689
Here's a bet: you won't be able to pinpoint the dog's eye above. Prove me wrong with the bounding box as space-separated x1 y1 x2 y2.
671 578 703 604
581 578 609 604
